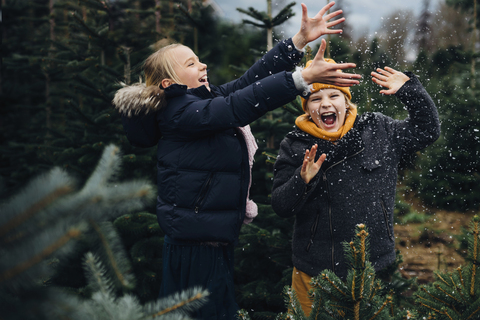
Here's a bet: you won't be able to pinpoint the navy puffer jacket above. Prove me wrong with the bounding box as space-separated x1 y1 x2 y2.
117 38 303 243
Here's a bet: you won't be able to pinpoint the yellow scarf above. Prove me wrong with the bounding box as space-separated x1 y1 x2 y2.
295 107 357 142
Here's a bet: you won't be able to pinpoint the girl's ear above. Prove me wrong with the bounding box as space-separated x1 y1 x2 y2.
161 78 173 89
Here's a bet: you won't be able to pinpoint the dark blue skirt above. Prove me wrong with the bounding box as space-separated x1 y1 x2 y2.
159 235 239 319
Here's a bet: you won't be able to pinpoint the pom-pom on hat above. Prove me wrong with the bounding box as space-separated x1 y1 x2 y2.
301 58 352 111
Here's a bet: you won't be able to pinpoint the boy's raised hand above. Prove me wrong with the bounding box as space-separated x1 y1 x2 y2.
292 2 345 50
301 39 361 87
371 67 410 95
301 144 326 184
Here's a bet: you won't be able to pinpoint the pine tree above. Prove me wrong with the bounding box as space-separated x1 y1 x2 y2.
113 211 164 303
274 224 417 320
1 0 66 195
235 204 296 318
236 0 296 51
415 0 433 54
415 215 480 319
0 144 208 319
410 60 480 212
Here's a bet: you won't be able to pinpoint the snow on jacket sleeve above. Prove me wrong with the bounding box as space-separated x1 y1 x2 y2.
214 38 304 97
271 137 321 218
385 72 441 156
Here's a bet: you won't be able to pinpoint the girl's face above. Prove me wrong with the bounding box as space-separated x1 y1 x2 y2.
306 89 348 132
172 46 209 91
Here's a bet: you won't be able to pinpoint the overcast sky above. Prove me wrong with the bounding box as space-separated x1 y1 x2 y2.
212 0 444 42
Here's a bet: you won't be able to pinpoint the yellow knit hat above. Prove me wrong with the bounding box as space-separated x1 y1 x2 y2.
301 59 352 111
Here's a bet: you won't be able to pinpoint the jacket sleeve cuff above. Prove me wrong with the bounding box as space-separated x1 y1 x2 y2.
282 38 305 64
395 72 424 102
292 66 312 97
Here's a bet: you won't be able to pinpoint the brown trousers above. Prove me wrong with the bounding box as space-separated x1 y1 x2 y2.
291 267 314 316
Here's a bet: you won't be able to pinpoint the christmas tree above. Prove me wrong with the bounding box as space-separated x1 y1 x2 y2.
415 215 480 319
0 144 208 319
274 224 417 320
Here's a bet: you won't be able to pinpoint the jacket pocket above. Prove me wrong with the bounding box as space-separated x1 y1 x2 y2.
380 199 395 241
194 172 214 213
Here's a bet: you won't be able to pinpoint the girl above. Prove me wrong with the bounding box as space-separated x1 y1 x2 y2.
271 59 440 316
113 3 361 318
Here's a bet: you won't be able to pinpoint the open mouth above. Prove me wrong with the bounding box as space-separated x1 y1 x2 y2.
321 112 337 126
199 75 208 83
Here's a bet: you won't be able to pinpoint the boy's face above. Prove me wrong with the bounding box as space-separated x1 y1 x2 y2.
172 46 210 91
306 89 348 132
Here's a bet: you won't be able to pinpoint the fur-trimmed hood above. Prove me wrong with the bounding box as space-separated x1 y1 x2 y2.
112 83 162 117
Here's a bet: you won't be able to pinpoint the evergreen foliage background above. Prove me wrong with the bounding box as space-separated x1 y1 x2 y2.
1 0 480 318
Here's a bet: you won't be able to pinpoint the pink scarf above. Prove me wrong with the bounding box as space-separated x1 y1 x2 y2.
237 125 258 224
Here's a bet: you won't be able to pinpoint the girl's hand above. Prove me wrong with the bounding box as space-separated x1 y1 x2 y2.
300 144 326 184
371 67 410 95
292 2 345 50
301 39 361 87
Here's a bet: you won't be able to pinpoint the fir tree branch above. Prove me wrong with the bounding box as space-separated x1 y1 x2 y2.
90 220 129 288
434 283 462 307
350 241 358 266
470 219 479 296
83 251 112 296
420 287 452 309
328 304 353 312
458 267 465 288
354 300 360 320
368 296 392 320
435 271 451 287
368 278 379 302
0 228 81 283
321 273 347 297
0 185 73 241
448 273 467 302
466 305 480 319
351 270 356 302
149 292 206 318
441 309 455 320
419 302 442 314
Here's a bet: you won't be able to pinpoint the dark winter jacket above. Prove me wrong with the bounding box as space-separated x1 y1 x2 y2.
271 73 440 279
117 38 304 244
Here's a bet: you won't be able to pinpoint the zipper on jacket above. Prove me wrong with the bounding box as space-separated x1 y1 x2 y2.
380 199 395 241
194 173 213 213
305 147 365 273
288 184 310 215
324 171 335 273
306 211 320 252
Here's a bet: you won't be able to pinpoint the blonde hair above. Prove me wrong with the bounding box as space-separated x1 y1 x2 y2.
345 94 357 110
140 43 186 110
144 43 184 87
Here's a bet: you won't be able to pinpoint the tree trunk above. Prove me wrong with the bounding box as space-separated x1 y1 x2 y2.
266 0 274 149
45 0 56 141
155 0 162 39
267 0 272 51
471 0 477 89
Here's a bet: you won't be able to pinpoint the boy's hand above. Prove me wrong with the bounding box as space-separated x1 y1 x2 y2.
301 39 361 87
371 67 410 95
292 2 345 50
301 144 326 184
